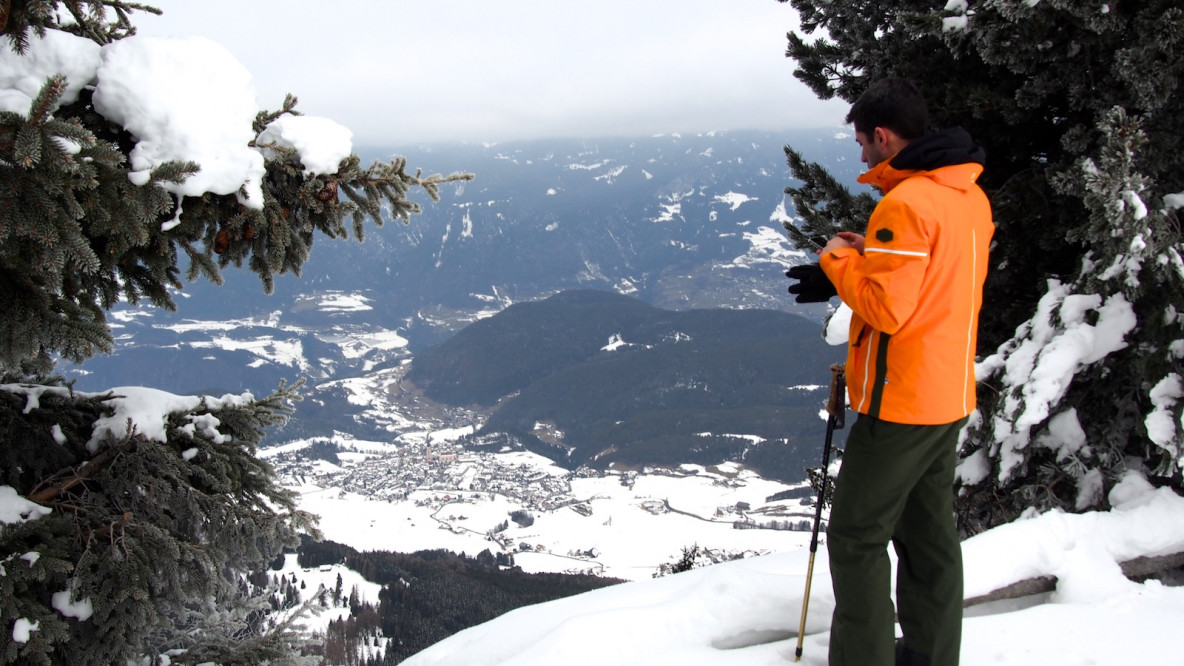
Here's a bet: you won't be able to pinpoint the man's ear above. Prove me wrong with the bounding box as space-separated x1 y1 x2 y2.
875 126 908 155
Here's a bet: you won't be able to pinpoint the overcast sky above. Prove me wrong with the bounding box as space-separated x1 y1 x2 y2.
134 0 847 146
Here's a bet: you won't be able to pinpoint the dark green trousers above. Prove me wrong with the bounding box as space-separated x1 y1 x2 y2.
827 414 966 666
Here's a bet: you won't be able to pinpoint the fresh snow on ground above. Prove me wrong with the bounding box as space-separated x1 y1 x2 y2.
400 471 1184 665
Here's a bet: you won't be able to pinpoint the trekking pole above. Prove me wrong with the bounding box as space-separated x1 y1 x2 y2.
794 363 845 662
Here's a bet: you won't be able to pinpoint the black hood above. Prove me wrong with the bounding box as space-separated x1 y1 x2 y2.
890 127 986 172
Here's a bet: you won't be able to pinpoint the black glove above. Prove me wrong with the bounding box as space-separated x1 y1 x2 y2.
785 263 837 303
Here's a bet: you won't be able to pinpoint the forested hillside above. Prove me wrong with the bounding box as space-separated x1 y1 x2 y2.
407 290 843 481
294 538 621 664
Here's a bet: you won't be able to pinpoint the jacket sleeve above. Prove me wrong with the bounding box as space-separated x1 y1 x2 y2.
820 195 930 335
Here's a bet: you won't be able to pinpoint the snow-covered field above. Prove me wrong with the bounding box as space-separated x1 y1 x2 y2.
283 450 814 582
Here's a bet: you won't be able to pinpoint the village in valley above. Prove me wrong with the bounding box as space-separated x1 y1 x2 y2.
264 417 819 578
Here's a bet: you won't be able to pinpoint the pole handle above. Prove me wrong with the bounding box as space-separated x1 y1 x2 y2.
826 363 846 429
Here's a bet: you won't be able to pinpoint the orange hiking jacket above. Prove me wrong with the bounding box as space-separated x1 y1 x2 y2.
821 128 994 425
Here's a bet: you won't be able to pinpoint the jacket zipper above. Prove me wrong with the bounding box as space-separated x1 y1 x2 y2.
867 331 891 419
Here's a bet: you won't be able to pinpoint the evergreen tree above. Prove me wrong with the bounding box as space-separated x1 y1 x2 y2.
777 0 1183 531
653 544 702 577
0 2 469 664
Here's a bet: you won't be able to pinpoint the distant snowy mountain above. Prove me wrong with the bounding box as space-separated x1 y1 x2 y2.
63 129 855 429
362 129 859 343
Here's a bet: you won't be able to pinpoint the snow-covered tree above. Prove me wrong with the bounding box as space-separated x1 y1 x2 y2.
0 3 468 664
777 0 1183 532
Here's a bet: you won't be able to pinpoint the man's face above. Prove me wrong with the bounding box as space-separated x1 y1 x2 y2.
854 129 890 169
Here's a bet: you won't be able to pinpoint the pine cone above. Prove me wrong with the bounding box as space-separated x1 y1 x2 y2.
316 180 339 202
214 228 230 254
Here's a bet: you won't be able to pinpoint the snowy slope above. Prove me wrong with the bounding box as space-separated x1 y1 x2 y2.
401 472 1184 666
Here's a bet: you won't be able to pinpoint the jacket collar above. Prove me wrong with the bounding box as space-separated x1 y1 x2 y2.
857 127 986 194
858 160 984 194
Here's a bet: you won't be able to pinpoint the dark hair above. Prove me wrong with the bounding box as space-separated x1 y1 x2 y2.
845 77 929 140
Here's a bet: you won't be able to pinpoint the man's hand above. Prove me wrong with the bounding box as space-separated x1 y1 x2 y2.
785 263 838 303
822 231 865 255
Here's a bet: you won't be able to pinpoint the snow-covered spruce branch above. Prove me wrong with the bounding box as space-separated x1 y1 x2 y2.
25 432 136 505
0 381 315 664
956 107 1184 524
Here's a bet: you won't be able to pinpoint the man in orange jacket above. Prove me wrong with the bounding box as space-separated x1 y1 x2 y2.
790 77 993 666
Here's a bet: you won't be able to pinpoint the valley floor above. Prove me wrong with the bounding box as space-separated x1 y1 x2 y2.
271 444 817 581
